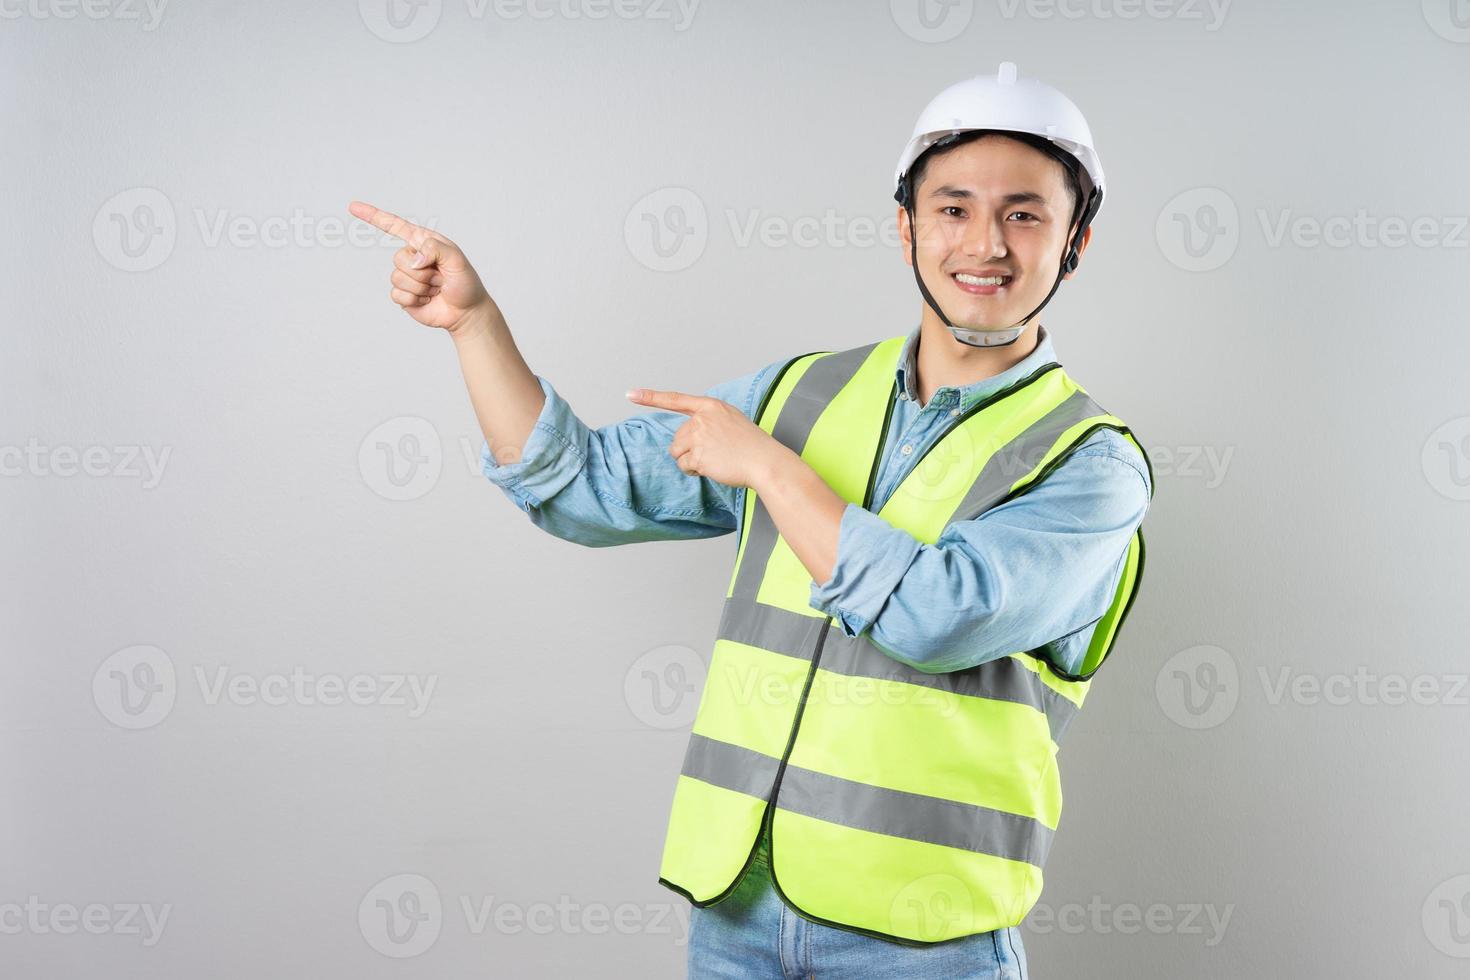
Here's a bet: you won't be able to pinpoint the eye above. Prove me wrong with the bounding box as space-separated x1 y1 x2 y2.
940 206 966 218
1008 211 1039 222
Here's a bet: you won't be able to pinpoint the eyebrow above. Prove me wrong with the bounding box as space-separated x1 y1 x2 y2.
927 185 1050 207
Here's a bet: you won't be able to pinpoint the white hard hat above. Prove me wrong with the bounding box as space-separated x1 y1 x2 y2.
892 62 1105 349
894 61 1104 218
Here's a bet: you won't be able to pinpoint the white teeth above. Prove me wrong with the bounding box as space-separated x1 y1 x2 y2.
954 273 1009 286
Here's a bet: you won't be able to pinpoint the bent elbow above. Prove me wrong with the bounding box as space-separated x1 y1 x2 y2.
865 627 962 674
867 610 1010 675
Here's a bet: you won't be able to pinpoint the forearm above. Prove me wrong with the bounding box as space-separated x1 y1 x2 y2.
752 448 848 587
450 304 545 467
481 361 782 545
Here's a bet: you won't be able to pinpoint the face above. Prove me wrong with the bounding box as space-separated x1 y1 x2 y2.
898 134 1091 332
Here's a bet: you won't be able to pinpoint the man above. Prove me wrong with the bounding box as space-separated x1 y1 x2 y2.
349 61 1151 980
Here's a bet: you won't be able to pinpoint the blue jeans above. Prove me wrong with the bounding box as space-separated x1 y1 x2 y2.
687 832 1029 979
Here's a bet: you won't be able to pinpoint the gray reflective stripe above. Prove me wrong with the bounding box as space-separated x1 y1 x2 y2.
681 734 1052 868
1044 677 1080 742
777 761 1054 869
948 388 1104 522
717 599 1079 742
717 598 826 662
681 732 781 800
731 342 881 604
768 342 881 452
820 630 1080 744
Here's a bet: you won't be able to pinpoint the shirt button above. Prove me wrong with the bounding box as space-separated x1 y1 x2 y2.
949 408 961 417
900 444 913 455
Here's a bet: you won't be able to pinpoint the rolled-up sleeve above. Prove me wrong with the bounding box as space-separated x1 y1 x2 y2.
480 375 594 512
807 504 923 639
480 361 786 547
808 433 1152 674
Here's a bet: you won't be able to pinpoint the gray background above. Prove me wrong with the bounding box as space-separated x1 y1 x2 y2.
5 0 1470 976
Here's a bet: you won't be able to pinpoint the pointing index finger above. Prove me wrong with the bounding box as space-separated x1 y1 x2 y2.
348 200 428 250
627 388 704 415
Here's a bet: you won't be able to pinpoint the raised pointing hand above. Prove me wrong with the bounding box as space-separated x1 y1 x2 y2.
347 200 493 335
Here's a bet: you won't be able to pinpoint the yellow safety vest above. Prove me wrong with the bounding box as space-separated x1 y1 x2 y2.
656 334 1152 945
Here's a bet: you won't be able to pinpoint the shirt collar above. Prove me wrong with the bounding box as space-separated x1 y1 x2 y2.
894 323 1059 410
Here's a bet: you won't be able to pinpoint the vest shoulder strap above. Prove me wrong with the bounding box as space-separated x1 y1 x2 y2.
753 349 830 427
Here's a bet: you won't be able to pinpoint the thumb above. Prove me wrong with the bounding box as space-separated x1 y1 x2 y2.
410 236 467 274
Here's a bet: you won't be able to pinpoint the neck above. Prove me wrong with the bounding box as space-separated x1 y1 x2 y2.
913 315 1041 407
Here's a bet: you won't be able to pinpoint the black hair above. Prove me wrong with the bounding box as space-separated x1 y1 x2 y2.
904 129 1083 226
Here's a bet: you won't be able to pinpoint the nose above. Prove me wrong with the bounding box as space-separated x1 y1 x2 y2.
960 211 1007 261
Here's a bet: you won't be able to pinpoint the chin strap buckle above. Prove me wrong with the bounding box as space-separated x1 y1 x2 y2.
948 325 1025 348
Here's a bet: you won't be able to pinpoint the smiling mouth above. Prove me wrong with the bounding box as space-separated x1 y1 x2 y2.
950 272 1013 294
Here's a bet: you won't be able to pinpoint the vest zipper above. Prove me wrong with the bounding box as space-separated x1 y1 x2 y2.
754 375 960 944
756 379 899 867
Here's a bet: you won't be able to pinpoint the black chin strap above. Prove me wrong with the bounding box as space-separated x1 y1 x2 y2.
897 177 1100 348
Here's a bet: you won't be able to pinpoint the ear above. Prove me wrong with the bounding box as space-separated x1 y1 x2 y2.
898 205 913 269
1061 224 1094 281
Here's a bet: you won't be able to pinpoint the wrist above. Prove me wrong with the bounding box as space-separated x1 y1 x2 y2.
448 303 502 344
752 443 797 495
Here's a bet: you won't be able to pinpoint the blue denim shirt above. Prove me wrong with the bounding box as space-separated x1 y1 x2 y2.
480 324 1152 676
